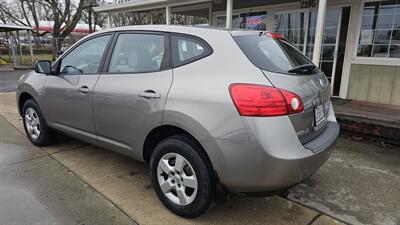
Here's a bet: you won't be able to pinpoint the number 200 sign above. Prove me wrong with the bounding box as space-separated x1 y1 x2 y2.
300 0 316 8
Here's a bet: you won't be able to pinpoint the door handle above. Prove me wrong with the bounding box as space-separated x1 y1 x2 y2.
139 90 161 99
79 86 90 94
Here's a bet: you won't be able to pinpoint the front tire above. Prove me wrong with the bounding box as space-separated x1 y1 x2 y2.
22 99 54 146
150 135 214 218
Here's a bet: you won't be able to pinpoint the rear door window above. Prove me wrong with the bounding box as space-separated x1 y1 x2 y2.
233 34 317 74
171 35 212 67
108 33 166 73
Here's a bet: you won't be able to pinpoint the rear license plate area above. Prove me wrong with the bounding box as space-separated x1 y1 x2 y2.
314 104 326 130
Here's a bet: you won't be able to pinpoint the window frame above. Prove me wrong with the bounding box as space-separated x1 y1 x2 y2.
53 32 115 75
102 31 171 74
170 33 213 68
354 0 400 64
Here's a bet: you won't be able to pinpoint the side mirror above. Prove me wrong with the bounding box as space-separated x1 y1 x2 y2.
34 60 52 74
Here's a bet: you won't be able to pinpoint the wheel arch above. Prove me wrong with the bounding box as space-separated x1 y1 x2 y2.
18 92 36 116
143 125 209 164
143 123 229 200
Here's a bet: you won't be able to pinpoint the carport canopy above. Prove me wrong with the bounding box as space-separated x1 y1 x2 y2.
0 23 34 65
0 24 33 32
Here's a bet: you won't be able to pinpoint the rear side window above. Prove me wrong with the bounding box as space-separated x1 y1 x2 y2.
108 33 165 73
233 34 316 74
171 35 212 67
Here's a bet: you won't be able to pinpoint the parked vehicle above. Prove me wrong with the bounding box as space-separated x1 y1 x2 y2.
17 25 339 218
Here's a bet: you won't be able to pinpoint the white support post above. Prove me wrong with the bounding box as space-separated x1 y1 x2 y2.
5 31 11 62
107 13 112 28
226 0 233 29
339 2 362 99
208 3 213 27
16 30 23 65
150 11 154 24
166 6 171 25
28 30 34 64
312 0 327 65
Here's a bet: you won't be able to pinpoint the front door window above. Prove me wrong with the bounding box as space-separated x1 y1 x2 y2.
60 35 111 75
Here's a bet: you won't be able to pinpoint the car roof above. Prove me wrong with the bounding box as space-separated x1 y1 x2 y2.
94 25 228 35
91 25 268 37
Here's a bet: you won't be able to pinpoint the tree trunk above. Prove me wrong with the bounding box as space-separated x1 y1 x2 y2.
88 8 93 33
51 36 62 61
51 38 57 61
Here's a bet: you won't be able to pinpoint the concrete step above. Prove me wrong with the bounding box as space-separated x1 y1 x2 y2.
333 99 400 145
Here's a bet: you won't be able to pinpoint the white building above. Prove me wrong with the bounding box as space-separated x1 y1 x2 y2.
94 0 400 106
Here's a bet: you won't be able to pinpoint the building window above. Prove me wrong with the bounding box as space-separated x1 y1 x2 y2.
216 15 240 28
357 0 400 58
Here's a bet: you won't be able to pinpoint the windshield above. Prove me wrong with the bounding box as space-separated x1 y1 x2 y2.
233 34 317 74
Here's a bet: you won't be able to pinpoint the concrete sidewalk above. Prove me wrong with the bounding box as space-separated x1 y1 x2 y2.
0 69 30 92
0 115 137 225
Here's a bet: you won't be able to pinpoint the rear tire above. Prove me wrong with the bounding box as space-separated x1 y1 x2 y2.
22 99 55 146
150 135 214 218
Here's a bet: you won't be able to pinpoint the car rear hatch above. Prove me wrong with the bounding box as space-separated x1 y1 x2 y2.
232 32 331 144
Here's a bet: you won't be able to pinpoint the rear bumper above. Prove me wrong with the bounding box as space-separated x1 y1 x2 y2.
211 107 339 194
214 138 332 194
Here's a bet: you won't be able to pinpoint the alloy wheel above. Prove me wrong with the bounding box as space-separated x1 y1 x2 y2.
157 152 198 206
25 107 41 140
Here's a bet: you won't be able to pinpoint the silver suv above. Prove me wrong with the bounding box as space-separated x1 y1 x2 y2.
17 25 339 218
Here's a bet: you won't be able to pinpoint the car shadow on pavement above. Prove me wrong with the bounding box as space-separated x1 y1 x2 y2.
49 136 322 225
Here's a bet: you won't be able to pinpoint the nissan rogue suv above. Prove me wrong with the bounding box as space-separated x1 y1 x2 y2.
17 25 339 218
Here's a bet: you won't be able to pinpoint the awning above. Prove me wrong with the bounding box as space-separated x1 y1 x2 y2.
93 0 211 13
0 24 33 32
94 0 168 13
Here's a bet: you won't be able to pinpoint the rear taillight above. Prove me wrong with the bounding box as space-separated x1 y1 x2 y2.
229 83 304 117
265 32 284 39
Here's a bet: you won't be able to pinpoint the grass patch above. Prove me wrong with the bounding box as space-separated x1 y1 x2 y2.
2 54 53 65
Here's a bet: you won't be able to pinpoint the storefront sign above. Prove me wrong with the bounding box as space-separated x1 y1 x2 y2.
300 0 316 8
246 15 267 31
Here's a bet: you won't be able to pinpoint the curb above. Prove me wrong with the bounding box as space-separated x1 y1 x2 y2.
337 116 400 146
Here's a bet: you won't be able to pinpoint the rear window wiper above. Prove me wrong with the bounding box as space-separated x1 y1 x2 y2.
288 64 317 74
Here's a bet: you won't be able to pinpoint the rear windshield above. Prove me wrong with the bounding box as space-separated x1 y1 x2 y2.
233 34 316 74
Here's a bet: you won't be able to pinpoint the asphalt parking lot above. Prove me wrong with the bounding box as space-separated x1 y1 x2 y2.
1 70 399 225
0 69 29 92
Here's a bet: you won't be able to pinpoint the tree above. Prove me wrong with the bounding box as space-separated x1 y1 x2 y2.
43 0 86 60
0 0 41 34
0 0 88 60
82 0 106 33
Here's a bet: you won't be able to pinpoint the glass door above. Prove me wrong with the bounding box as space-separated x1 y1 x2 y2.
308 9 341 85
275 11 309 53
274 7 351 96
